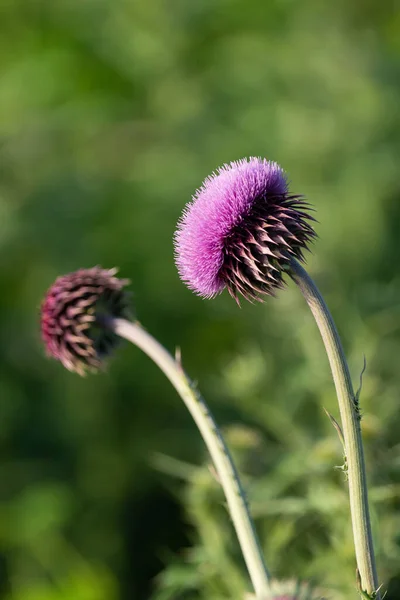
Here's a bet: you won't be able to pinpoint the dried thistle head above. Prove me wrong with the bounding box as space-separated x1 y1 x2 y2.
40 267 131 375
174 157 315 303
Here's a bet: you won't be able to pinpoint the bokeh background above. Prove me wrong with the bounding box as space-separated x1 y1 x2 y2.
1 0 400 598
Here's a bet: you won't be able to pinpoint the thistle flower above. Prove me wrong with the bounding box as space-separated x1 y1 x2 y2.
174 157 315 302
40 267 130 375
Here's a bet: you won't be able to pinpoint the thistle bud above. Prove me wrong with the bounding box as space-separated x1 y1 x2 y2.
40 267 130 375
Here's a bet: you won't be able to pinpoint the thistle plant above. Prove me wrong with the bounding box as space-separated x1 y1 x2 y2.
174 157 380 599
40 267 271 599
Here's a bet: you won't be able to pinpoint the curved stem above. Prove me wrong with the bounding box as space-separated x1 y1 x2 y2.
290 258 379 599
105 317 271 599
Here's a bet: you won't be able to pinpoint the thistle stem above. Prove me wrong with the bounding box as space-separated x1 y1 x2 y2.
104 317 271 599
289 258 379 599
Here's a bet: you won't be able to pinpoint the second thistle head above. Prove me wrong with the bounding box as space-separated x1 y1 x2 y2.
41 267 131 375
174 158 316 303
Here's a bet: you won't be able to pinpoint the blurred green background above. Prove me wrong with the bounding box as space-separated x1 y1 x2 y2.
1 0 400 598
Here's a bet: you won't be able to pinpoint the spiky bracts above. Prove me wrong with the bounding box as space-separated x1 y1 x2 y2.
41 267 131 375
174 158 315 303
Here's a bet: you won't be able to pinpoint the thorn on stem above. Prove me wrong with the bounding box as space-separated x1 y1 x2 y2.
175 346 183 370
334 461 348 480
324 407 348 478
323 407 346 450
354 355 367 419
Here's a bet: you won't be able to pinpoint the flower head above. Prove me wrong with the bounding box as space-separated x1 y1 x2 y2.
174 158 315 302
41 267 131 375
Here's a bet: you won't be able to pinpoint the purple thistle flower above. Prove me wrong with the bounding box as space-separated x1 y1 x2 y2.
41 267 131 375
174 157 315 303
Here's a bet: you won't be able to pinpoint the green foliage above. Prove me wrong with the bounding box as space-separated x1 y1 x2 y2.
1 0 400 598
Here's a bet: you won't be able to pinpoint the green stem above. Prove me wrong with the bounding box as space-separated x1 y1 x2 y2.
290 258 379 598
106 317 271 599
